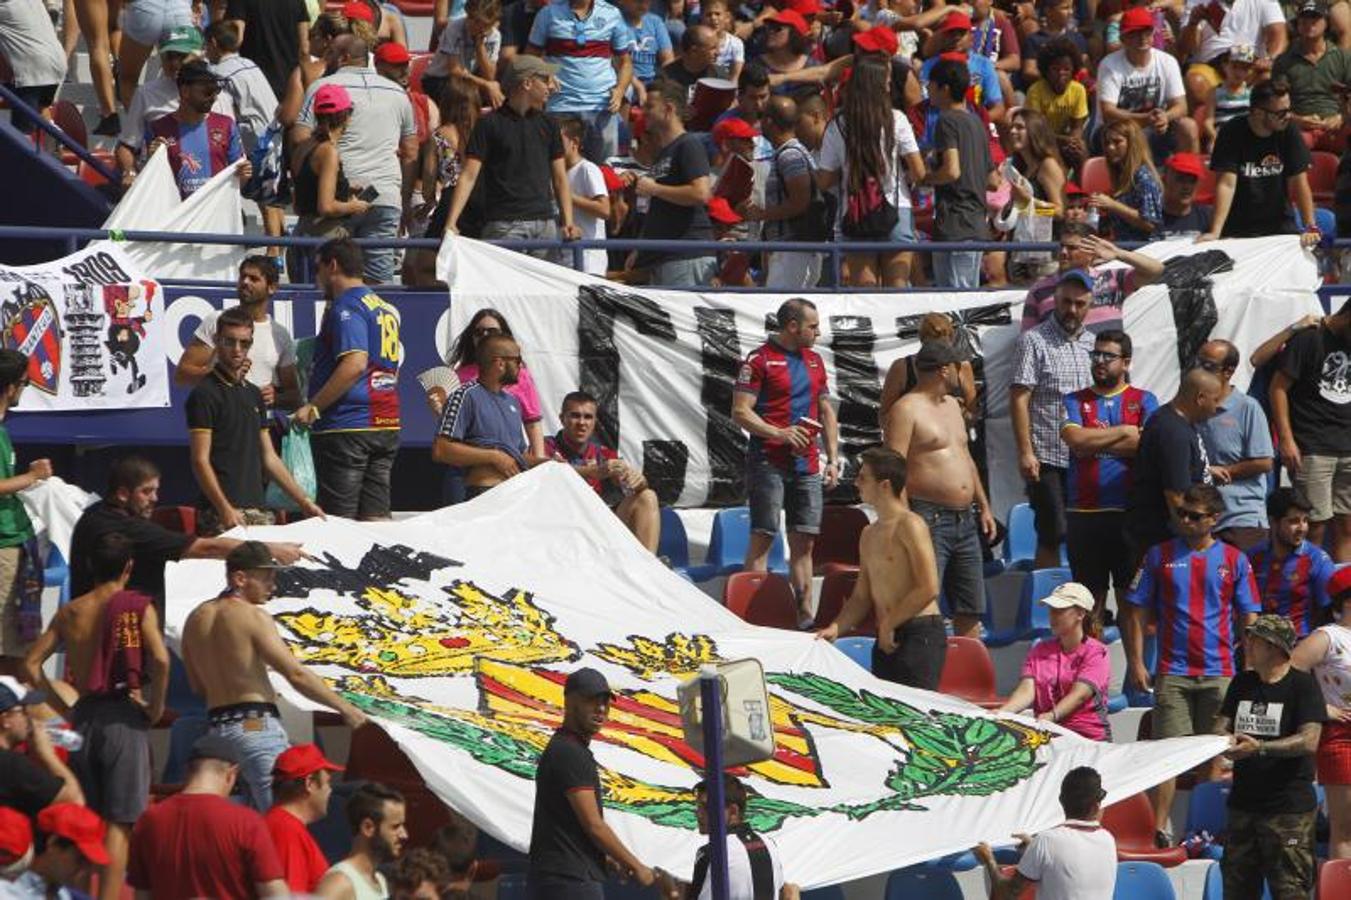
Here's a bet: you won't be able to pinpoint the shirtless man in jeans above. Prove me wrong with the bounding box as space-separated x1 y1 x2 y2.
816 447 944 689
181 541 368 811
884 341 997 639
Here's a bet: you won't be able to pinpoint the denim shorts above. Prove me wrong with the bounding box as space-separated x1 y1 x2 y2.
122 0 194 46
909 497 985 616
209 709 290 810
311 429 399 520
747 454 823 535
889 207 916 243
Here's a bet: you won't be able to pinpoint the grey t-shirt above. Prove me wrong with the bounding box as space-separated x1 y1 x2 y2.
0 0 66 88
933 108 993 242
298 66 416 210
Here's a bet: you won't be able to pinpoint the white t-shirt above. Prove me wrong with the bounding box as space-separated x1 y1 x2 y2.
1183 0 1284 63
211 53 280 151
1016 820 1118 900
1095 48 1186 119
192 310 298 390
818 109 920 229
0 0 66 88
119 75 238 150
566 158 609 275
426 17 502 78
714 32 745 79
1314 623 1351 710
695 832 785 900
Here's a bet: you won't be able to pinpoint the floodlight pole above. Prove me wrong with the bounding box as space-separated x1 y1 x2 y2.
700 666 730 900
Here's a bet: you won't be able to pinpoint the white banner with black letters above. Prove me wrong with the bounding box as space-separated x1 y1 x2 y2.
439 236 1321 517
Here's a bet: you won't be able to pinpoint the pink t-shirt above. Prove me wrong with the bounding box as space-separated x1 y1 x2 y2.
1020 636 1112 741
455 362 544 423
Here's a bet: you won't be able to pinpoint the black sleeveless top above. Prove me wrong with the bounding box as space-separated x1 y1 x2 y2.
292 138 351 217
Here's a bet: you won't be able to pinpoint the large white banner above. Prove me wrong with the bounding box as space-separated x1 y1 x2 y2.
0 244 168 410
166 465 1226 888
439 236 1322 517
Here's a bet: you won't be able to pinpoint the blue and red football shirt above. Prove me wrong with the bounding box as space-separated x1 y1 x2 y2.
1061 384 1159 511
1245 539 1336 637
544 430 622 504
310 286 401 433
735 339 829 475
1125 538 1261 677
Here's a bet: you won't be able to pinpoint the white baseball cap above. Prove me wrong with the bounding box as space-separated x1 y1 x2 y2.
1037 582 1095 612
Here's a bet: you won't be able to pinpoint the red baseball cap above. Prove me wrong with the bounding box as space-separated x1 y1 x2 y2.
1121 6 1154 32
939 11 973 31
1164 152 1206 178
767 9 811 36
852 25 899 56
1331 565 1351 605
712 117 760 143
0 808 31 865
37 804 109 866
374 42 411 65
1065 181 1088 198
341 1 376 22
707 196 743 225
782 0 821 16
600 165 625 193
273 743 345 782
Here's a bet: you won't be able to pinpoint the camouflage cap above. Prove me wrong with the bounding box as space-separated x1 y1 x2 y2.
1247 614 1297 656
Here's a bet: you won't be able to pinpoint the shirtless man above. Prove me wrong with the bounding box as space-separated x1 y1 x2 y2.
883 341 997 639
181 541 368 811
24 531 169 900
817 447 944 689
432 333 545 500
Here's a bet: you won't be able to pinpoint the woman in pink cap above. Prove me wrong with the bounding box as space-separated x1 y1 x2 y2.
288 83 371 276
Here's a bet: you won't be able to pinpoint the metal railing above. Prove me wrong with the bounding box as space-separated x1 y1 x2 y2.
0 85 120 185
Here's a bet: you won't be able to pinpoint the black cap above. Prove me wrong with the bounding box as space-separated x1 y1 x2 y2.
564 667 613 698
1298 0 1328 17
177 59 222 86
914 340 960 371
225 540 284 572
190 733 242 765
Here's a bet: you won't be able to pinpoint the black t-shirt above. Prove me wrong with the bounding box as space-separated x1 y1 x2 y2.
501 0 543 53
529 728 605 882
1278 324 1351 454
637 132 713 266
186 371 269 510
0 748 63 817
1210 117 1311 238
933 108 993 241
1161 203 1213 237
465 105 564 222
225 0 309 98
69 501 194 600
1128 404 1209 546
660 60 710 90
1221 668 1326 814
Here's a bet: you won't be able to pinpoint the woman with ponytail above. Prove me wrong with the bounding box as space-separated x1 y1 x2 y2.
288 84 371 276
997 581 1113 741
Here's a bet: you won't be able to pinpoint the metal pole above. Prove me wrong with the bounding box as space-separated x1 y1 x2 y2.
699 666 729 900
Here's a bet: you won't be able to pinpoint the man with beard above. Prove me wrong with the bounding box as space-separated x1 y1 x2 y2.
1060 329 1159 617
433 333 546 499
144 59 252 200
528 668 655 898
1247 488 1338 637
175 257 301 410
882 343 994 641
316 783 408 899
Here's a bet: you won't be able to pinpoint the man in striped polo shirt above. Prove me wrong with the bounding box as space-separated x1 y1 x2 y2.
1060 328 1159 618
1123 483 1261 846
1247 488 1337 637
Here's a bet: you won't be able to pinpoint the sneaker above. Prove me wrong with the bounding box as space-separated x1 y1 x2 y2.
93 113 120 137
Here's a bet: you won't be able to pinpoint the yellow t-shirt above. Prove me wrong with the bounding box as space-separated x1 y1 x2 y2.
1025 79 1090 137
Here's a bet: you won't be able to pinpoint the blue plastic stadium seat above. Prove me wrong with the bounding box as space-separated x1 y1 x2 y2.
1004 503 1036 569
1024 567 1074 640
657 506 691 570
1184 780 1231 855
1107 692 1128 714
158 714 208 785
167 652 206 718
680 507 787 582
1112 861 1176 900
43 545 69 606
884 867 963 900
834 636 874 670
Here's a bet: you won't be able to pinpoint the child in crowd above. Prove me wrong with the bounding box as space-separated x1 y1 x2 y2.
1024 37 1089 172
559 116 612 277
703 0 745 82
622 0 675 103
422 0 504 108
1206 43 1255 147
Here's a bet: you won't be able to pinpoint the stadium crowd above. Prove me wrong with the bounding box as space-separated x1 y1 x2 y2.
4 0 1351 286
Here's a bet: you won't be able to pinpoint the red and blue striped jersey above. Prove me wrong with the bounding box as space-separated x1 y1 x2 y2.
1246 539 1336 637
1125 538 1261 677
310 286 401 432
1062 385 1159 511
528 0 631 113
735 340 829 475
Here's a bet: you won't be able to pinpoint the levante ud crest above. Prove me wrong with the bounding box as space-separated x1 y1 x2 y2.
1 282 62 395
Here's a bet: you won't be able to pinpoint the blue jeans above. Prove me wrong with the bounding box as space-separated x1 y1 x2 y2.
909 497 985 617
349 204 402 283
576 110 619 165
747 453 823 535
481 218 560 261
650 256 717 287
932 249 983 288
211 714 290 810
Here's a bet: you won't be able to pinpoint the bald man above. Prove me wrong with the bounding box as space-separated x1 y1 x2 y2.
1127 367 1224 555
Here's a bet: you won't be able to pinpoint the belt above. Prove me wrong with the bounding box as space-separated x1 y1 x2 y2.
208 701 280 723
909 497 973 520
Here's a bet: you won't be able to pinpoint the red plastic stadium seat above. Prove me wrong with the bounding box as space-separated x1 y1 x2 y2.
1080 156 1112 196
1319 859 1351 896
1309 151 1338 206
811 505 867 571
409 52 433 94
77 154 116 187
723 571 799 630
151 506 197 536
812 569 875 636
937 636 1004 708
1194 155 1217 206
1100 792 1188 867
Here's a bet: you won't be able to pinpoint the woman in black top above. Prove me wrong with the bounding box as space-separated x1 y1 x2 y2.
288 83 370 276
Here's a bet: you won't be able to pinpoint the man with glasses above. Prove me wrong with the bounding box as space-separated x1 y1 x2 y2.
0 676 83 816
1197 339 1275 551
1060 329 1159 619
1123 483 1261 847
1202 77 1320 243
144 59 251 201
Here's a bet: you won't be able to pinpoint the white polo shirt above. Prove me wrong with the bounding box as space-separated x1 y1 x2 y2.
1016 819 1118 900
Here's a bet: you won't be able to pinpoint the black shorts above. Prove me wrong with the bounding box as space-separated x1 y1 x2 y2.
1027 465 1069 549
7 83 57 134
1065 510 1136 598
872 614 948 691
311 430 399 519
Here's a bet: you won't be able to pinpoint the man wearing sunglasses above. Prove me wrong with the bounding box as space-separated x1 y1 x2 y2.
1196 339 1275 551
1123 484 1261 847
144 59 252 201
1202 76 1320 245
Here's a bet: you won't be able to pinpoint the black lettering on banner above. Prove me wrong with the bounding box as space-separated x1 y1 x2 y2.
575 284 683 498
61 251 132 287
694 307 745 506
641 439 690 507
828 315 881 502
